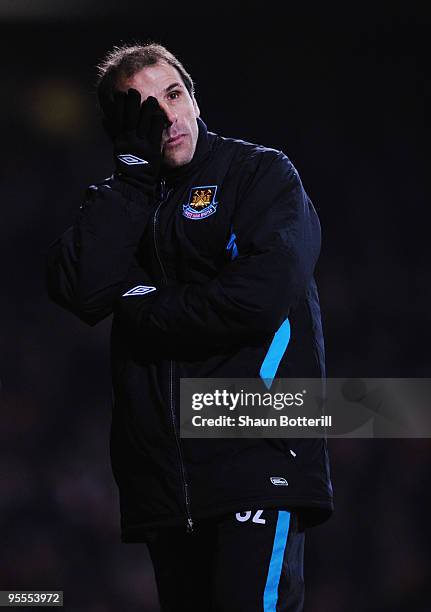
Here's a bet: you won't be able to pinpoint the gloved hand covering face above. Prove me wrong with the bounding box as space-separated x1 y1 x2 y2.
101 88 168 192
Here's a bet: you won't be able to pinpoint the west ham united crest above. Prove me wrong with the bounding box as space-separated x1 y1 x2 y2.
182 185 218 220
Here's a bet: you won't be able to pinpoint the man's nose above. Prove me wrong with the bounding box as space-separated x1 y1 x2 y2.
159 102 177 127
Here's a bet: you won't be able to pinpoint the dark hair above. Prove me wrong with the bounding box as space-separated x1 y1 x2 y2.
96 42 195 106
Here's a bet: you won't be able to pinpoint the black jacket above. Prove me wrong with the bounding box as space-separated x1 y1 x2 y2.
46 118 333 542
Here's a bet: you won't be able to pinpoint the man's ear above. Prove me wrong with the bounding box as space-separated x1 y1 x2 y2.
192 96 200 117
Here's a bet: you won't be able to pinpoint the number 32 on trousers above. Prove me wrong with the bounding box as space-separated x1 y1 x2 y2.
235 510 266 524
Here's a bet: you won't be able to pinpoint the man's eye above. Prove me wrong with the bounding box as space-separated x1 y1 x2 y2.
168 90 181 100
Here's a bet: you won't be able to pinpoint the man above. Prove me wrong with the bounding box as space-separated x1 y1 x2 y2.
46 43 333 611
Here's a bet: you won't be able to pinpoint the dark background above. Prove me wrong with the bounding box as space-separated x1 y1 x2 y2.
1 2 430 610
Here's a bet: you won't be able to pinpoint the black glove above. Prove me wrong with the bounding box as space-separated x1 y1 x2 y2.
100 89 167 194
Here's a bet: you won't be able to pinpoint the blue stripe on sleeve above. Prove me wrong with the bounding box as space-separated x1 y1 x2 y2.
259 318 291 389
226 230 239 260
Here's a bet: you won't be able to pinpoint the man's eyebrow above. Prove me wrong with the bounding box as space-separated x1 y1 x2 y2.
164 82 183 93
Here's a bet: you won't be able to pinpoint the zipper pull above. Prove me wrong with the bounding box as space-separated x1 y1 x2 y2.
160 178 166 200
186 517 194 533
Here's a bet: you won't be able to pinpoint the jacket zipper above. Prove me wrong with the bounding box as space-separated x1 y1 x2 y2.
152 179 194 534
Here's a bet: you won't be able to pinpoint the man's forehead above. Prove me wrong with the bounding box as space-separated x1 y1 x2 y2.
120 62 183 95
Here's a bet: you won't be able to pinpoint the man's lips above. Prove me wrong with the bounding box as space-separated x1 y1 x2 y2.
164 134 186 147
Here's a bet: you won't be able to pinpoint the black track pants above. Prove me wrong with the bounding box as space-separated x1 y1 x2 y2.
146 508 305 611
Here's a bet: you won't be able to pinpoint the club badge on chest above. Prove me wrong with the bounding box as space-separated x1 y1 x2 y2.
182 185 218 220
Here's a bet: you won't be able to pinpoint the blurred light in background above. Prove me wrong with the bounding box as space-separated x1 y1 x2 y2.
30 80 87 138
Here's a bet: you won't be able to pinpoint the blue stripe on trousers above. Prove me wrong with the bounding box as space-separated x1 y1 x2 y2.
263 510 291 611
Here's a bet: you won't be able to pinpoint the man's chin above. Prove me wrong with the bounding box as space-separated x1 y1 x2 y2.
162 152 193 169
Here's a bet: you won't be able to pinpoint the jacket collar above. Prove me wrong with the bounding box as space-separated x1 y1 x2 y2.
160 117 212 187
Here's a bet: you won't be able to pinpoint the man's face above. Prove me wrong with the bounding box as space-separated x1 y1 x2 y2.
118 62 200 168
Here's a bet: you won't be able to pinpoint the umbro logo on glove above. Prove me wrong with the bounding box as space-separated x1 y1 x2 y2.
122 285 156 297
117 154 149 165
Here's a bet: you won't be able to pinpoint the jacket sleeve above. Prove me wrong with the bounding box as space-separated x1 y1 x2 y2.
45 180 154 326
115 152 322 348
